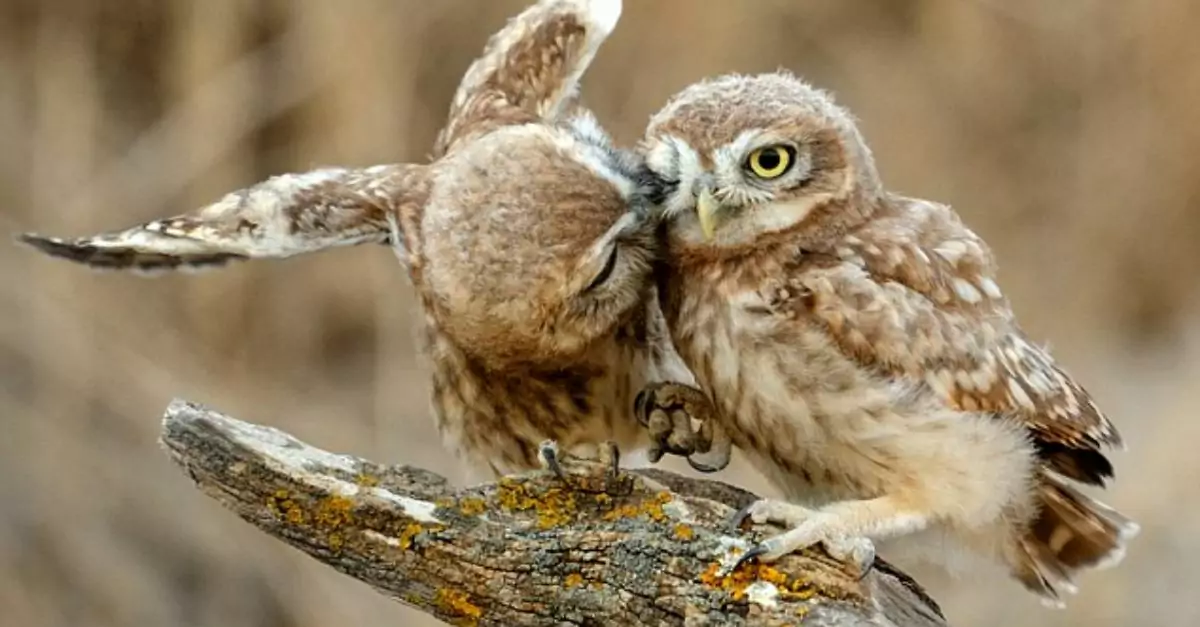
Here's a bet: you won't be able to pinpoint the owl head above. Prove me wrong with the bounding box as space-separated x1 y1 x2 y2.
420 120 656 370
641 71 885 255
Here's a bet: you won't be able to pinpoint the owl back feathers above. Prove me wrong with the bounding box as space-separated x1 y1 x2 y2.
794 195 1136 602
807 196 1124 467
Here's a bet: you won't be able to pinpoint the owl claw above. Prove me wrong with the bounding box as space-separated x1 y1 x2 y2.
634 381 732 472
597 440 621 486
727 498 876 578
536 439 631 495
727 544 770 575
537 440 570 486
730 502 758 533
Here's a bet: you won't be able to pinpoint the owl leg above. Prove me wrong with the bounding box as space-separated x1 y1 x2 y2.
634 382 732 472
731 496 928 577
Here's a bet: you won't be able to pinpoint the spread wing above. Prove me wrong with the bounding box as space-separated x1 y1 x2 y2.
434 0 622 157
783 196 1122 486
18 164 427 275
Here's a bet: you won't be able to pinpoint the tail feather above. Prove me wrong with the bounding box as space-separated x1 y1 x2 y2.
1010 471 1139 605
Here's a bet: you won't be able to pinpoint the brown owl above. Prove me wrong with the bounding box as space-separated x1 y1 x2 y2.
17 0 706 481
639 71 1138 606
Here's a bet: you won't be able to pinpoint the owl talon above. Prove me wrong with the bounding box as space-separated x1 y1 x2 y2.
537 440 632 495
730 502 758 533
634 381 732 471
727 544 770 575
597 440 622 485
537 440 572 488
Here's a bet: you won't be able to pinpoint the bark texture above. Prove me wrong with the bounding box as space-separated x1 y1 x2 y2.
158 399 950 627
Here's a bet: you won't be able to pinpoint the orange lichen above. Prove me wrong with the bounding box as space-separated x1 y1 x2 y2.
496 479 535 511
265 489 308 526
564 573 585 588
673 523 696 542
457 497 487 516
398 522 425 550
700 560 820 604
265 489 357 533
600 491 673 523
284 504 306 525
313 495 355 529
436 588 482 626
495 479 578 529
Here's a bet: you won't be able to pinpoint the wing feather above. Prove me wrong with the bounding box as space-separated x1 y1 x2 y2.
435 0 622 157
18 164 426 275
779 196 1122 484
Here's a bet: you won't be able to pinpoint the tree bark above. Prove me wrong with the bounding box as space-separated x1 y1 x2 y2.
158 399 949 627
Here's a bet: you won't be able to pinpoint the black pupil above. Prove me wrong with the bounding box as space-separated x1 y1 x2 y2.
757 149 781 170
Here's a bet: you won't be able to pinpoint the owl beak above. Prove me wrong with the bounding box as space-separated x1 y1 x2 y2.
696 189 721 241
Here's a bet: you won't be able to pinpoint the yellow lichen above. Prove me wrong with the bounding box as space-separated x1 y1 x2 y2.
398 522 424 550
700 560 819 604
313 495 355 530
497 479 534 510
495 479 578 529
436 588 482 626
673 523 696 542
600 491 673 523
564 573 585 588
266 489 310 526
354 473 380 487
457 497 487 516
328 533 344 551
283 500 306 525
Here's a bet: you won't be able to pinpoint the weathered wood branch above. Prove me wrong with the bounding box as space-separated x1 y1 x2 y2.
157 399 949 627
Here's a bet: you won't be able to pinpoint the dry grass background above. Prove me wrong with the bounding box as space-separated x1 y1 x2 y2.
2 0 1198 625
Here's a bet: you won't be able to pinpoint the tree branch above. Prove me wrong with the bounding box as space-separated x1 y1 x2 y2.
157 399 949 627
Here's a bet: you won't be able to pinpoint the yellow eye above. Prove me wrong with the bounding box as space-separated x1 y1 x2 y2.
746 145 793 179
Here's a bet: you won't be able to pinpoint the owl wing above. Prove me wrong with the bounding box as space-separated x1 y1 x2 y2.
780 196 1122 486
18 164 428 275
434 0 622 157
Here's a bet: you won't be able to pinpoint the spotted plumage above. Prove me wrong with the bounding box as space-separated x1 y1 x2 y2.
641 71 1137 606
17 0 702 481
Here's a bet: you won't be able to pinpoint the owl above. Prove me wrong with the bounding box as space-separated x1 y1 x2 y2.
638 71 1138 606
17 0 710 481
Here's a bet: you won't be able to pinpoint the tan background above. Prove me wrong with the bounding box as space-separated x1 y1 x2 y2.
2 0 1197 625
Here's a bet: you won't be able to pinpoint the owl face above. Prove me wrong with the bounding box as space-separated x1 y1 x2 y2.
422 123 655 369
641 72 882 251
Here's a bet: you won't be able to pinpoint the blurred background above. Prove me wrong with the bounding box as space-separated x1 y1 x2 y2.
2 0 1197 625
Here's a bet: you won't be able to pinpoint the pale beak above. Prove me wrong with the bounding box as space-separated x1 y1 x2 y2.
696 188 721 241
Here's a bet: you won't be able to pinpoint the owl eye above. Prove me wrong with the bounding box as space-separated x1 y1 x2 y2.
584 244 619 292
745 145 795 179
